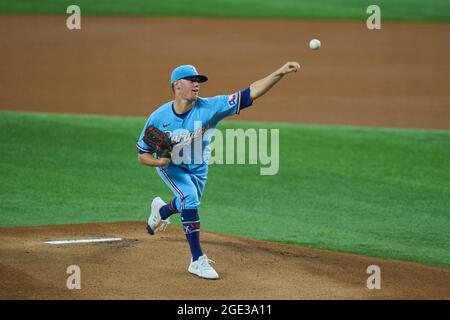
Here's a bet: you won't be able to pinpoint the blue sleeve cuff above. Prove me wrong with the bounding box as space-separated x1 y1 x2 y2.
236 87 253 114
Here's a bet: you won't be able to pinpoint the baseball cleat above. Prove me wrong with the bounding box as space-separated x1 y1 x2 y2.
188 255 219 280
146 197 170 235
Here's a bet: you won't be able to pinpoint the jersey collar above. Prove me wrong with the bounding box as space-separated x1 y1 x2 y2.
171 100 196 119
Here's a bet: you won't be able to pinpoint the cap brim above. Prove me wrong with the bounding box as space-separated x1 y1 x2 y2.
181 75 208 83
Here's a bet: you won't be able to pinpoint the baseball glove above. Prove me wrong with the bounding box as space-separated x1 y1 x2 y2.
143 125 174 158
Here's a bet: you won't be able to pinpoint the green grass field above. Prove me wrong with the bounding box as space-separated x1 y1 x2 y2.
1 111 449 268
0 0 449 21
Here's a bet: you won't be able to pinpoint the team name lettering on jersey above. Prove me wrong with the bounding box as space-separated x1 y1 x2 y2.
166 124 211 146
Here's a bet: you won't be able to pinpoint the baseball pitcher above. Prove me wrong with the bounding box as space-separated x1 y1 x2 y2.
136 62 300 279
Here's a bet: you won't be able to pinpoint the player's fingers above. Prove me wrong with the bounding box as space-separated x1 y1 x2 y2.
290 62 300 72
287 64 299 73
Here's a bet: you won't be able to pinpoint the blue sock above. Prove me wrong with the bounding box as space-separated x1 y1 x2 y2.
181 209 203 261
159 198 178 220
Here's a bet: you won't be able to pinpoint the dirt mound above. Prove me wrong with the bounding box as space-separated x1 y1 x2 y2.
0 221 448 299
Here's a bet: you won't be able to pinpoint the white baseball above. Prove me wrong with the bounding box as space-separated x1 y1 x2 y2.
309 39 321 50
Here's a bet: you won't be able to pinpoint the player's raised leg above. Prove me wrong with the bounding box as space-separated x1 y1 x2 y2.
147 196 172 235
159 198 178 220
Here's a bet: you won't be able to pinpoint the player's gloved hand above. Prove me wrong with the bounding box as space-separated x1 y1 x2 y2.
143 125 175 159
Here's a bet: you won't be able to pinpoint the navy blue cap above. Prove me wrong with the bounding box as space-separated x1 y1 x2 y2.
170 65 208 85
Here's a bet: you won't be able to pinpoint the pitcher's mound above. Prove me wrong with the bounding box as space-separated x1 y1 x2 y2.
0 221 448 299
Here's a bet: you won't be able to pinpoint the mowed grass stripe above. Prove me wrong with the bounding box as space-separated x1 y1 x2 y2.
0 0 449 22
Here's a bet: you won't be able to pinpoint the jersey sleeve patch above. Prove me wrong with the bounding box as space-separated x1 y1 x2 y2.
227 91 240 109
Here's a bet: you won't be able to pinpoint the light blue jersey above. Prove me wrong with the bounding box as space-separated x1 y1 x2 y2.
136 88 252 210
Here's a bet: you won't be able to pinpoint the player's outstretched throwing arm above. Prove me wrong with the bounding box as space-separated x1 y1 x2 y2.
249 61 300 100
208 61 301 122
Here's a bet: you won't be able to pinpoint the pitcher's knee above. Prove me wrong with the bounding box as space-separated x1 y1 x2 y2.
179 193 200 210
